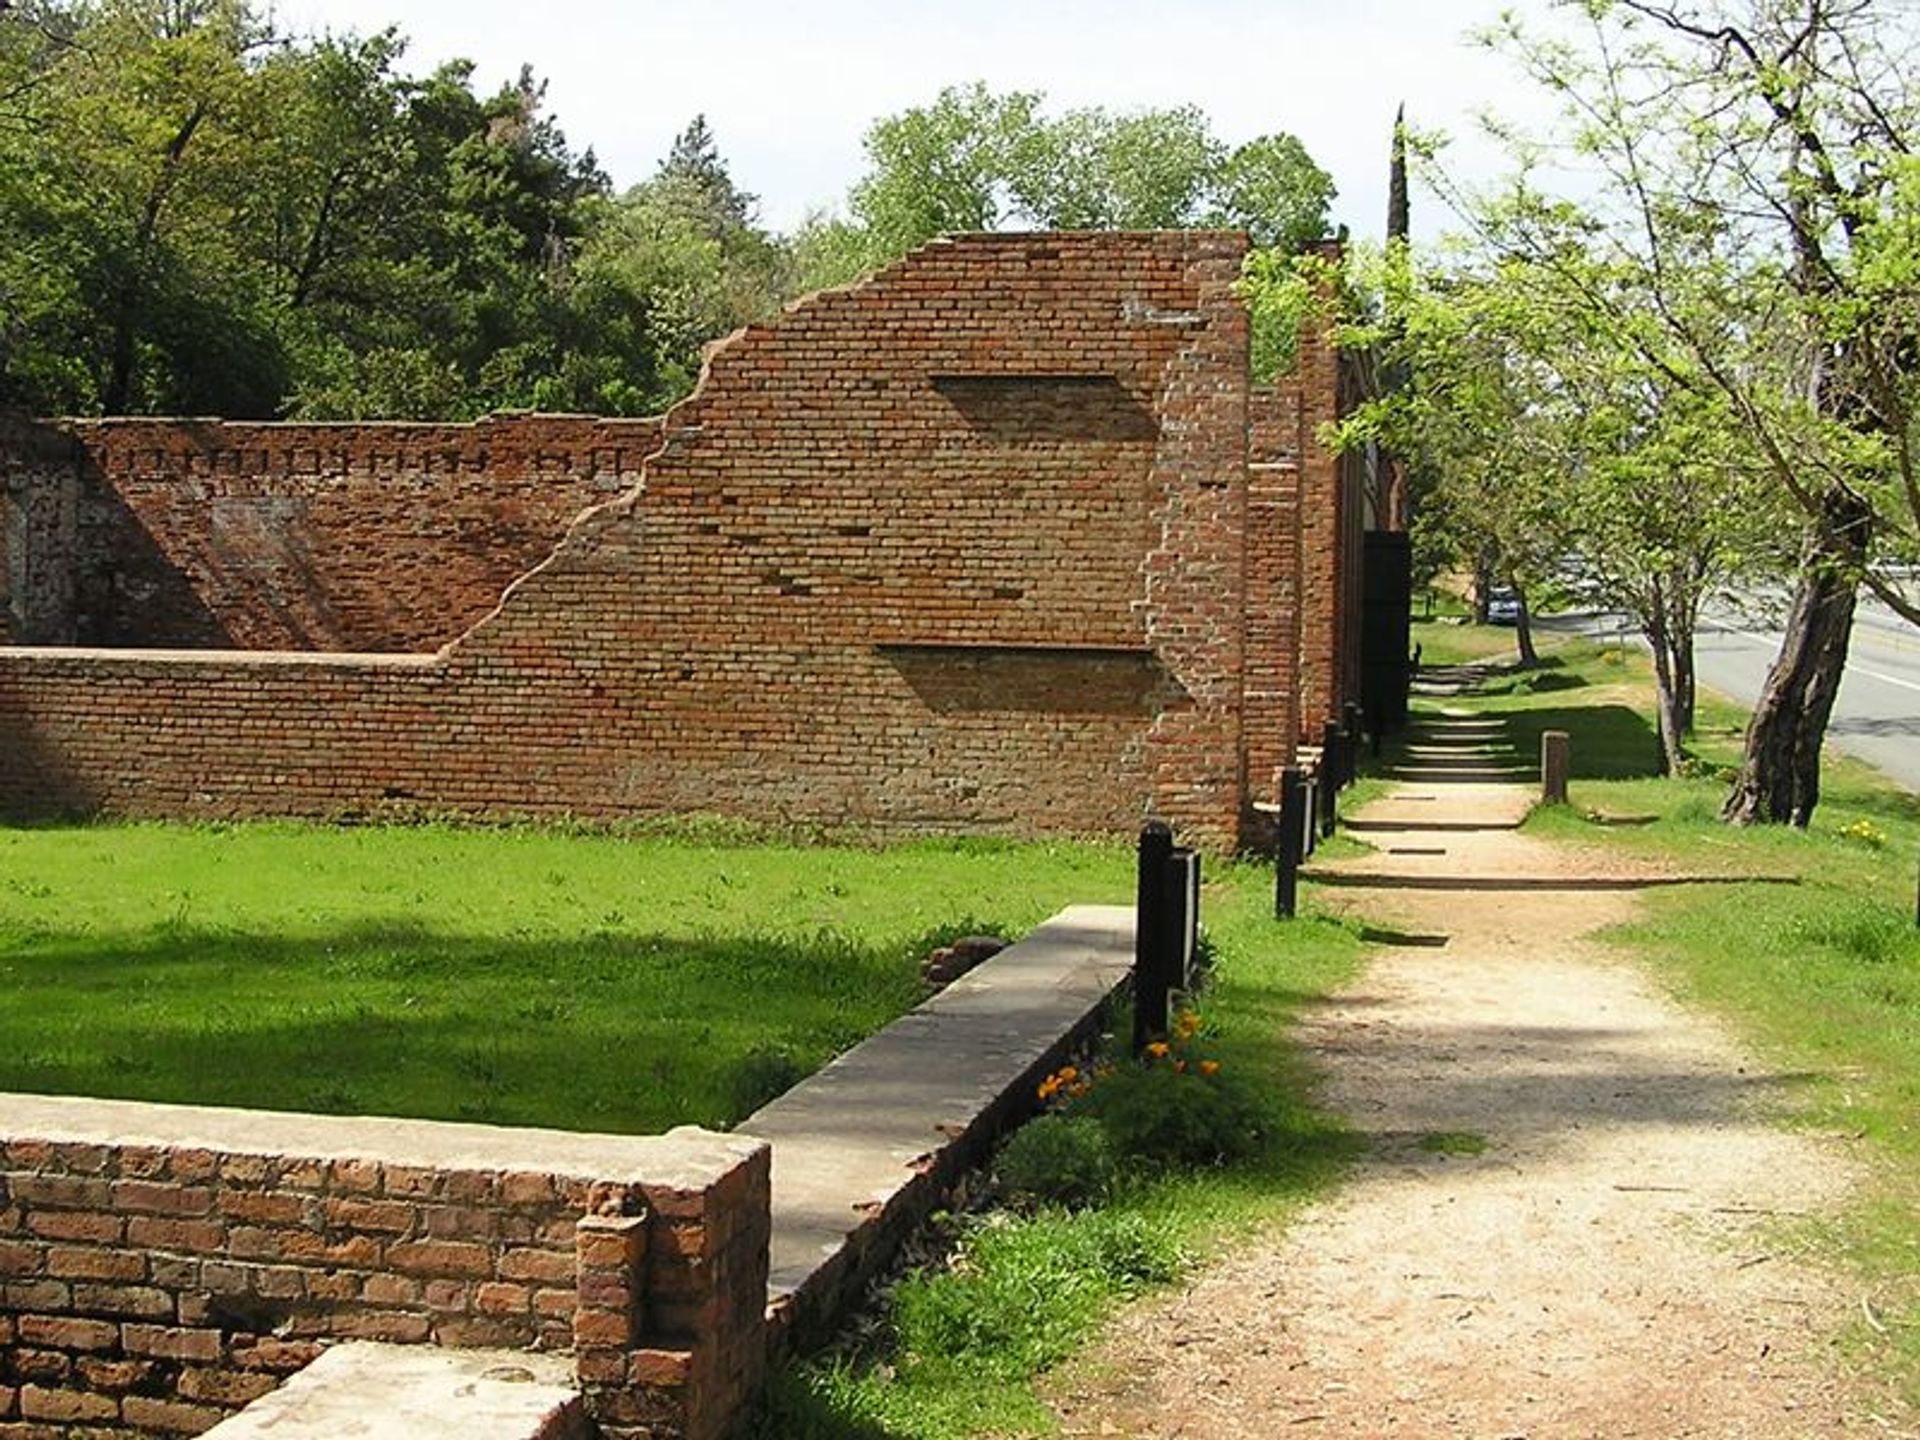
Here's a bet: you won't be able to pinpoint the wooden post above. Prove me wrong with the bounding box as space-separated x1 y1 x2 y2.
1342 702 1365 784
1275 767 1306 920
1541 729 1571 805
1133 821 1175 1054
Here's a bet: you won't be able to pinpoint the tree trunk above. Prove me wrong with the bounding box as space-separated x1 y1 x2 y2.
1673 627 1696 737
1645 601 1684 777
1721 487 1872 826
1471 554 1493 625
1512 582 1539 667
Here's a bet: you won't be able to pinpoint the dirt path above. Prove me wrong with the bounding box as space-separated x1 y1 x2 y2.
1050 745 1887 1438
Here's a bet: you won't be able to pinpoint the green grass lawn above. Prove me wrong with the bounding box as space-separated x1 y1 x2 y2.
1409 613 1526 667
2 809 1374 1437
0 821 1136 1133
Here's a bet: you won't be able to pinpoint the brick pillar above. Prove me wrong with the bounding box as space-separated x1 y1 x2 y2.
1242 372 1304 811
1140 233 1253 850
1293 279 1344 741
573 1144 770 1440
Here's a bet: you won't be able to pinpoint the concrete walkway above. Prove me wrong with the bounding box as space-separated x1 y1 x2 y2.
739 903 1135 1342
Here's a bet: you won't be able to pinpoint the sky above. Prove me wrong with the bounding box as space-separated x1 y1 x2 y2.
272 0 1568 243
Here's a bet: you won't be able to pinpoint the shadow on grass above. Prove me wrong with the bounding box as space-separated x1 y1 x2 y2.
1493 703 1662 781
0 917 1010 1133
746 1369 900 1440
1827 782 1920 829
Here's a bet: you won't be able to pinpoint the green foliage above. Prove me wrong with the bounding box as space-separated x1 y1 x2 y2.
836 82 1334 267
892 1209 1184 1377
1074 1055 1262 1168
1209 131 1339 252
995 1114 1116 1209
1238 245 1312 381
851 83 1043 254
1464 2 1920 807
0 4 786 420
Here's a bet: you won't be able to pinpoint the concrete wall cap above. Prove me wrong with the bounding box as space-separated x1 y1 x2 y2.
1 1092 765 1188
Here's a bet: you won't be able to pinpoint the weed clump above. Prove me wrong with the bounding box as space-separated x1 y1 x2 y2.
995 1113 1116 1209
1029 1007 1260 1170
890 1208 1184 1380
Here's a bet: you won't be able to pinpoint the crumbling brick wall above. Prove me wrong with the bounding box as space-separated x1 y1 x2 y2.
1244 369 1305 806
0 232 1284 848
0 414 652 652
0 1094 768 1440
1280 272 1352 744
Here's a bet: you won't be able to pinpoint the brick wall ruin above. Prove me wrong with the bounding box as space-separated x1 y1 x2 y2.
0 1095 768 1440
0 231 1361 849
0 415 655 652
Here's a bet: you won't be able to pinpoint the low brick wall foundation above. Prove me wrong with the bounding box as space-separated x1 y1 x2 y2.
0 1096 769 1440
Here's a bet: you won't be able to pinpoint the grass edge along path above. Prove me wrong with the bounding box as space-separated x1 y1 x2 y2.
747 866 1369 1440
1403 619 1920 1413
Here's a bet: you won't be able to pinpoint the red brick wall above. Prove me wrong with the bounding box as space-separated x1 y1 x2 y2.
0 422 81 648
1 232 1271 849
0 414 654 652
0 1095 768 1440
1285 265 1349 742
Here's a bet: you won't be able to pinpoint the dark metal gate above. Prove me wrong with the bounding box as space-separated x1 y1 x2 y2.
1361 530 1413 737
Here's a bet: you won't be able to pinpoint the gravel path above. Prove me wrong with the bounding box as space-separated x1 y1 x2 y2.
1050 763 1888 1438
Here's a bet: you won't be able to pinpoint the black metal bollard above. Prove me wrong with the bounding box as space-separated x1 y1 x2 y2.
1342 702 1365 784
1133 820 1176 1054
1319 718 1340 838
1320 714 1342 789
1275 767 1306 919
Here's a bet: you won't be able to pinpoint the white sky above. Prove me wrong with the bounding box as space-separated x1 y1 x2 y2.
271 0 1566 242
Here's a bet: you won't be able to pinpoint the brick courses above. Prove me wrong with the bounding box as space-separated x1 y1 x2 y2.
0 414 652 653
0 1095 768 1440
0 231 1359 849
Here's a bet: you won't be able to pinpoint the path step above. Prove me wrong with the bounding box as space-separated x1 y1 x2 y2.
200 1344 587 1440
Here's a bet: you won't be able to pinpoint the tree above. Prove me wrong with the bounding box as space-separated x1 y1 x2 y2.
829 83 1334 269
656 113 757 231
1487 0 1920 825
0 0 294 415
849 83 1042 257
0 0 643 421
1330 231 1783 775
1208 132 1339 253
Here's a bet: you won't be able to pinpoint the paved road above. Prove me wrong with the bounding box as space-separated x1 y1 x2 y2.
1543 600 1920 793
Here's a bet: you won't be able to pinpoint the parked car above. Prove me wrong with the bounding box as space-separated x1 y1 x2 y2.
1486 587 1522 625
